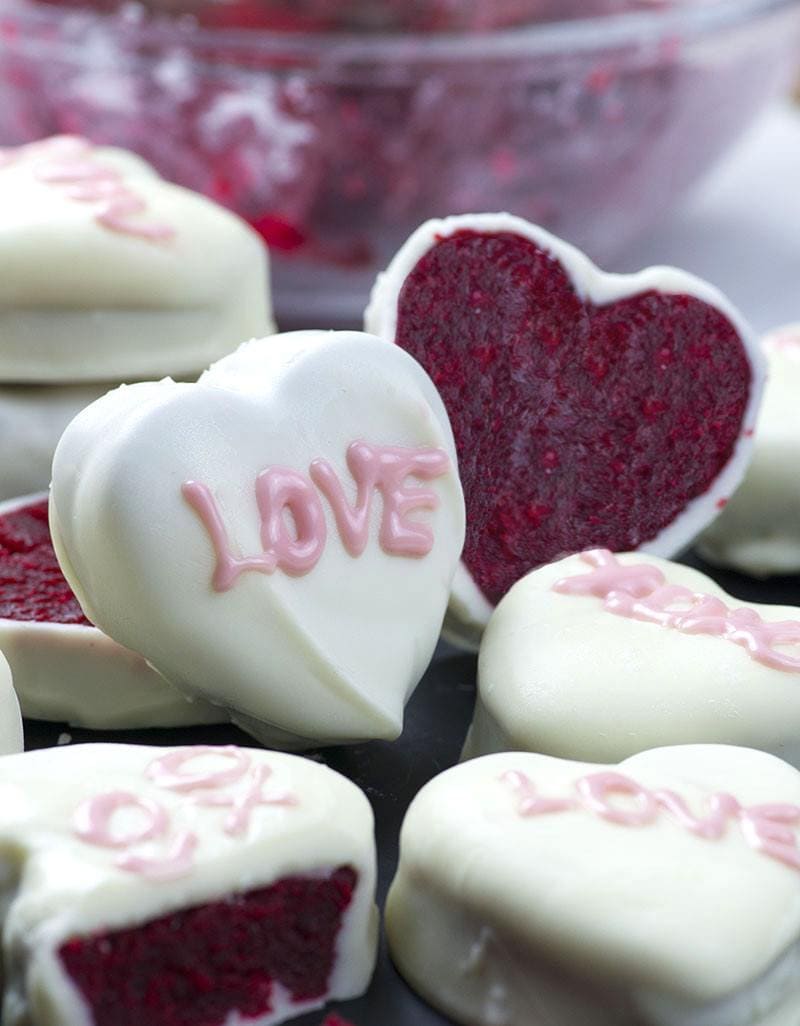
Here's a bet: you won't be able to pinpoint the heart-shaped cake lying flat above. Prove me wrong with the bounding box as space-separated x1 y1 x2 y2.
388 745 800 1026
0 743 377 1026
50 331 465 747
366 213 764 645
698 324 800 577
0 135 272 383
466 549 800 766
0 493 223 729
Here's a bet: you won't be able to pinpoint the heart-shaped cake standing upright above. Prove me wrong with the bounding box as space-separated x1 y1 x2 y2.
50 331 466 748
366 213 764 646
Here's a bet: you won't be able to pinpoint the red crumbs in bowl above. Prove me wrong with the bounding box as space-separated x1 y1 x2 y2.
395 230 751 605
60 867 357 1026
0 498 89 624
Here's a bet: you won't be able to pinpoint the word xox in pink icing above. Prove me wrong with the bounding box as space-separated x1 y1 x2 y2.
73 746 296 879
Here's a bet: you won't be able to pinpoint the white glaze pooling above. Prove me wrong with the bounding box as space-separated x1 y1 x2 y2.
467 551 800 765
0 493 223 729
50 331 465 748
0 385 113 501
0 651 22 756
0 744 377 1026
387 746 800 1026
0 138 273 383
698 324 800 577
366 213 764 647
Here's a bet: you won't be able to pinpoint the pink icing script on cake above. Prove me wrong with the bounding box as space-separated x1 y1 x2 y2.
74 746 297 879
0 135 174 242
553 550 800 672
183 441 451 589
502 769 800 871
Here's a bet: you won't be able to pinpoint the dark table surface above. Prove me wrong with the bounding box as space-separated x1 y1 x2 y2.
22 552 800 1026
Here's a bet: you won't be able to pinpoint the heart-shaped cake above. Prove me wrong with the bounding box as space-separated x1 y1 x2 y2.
0 493 223 729
466 548 800 766
0 743 377 1026
50 331 465 747
0 135 273 383
388 745 800 1026
366 213 764 646
698 324 800 577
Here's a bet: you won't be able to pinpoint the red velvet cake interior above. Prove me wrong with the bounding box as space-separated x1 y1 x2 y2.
394 230 751 605
59 867 357 1026
0 498 88 624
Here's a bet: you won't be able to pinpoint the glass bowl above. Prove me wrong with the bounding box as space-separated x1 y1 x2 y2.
0 0 798 325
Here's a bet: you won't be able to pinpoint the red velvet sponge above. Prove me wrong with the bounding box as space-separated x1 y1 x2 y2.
0 498 88 624
393 230 752 605
59 867 357 1026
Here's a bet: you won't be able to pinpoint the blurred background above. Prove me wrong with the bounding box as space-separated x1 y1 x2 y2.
0 0 797 327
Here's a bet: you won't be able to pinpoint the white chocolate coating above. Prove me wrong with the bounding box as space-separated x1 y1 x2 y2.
698 325 800 577
366 213 764 648
0 743 377 1026
467 551 800 766
50 331 466 747
0 651 23 755
0 384 117 501
387 746 800 1026
0 493 224 729
0 137 273 383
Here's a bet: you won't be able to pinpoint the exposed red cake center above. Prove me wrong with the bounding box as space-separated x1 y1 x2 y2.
0 498 90 624
394 230 751 605
59 866 357 1026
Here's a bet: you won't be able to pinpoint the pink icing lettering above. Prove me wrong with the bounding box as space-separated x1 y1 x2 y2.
145 745 250 792
501 770 576 816
185 442 450 591
739 804 800 871
310 442 448 558
554 550 800 674
196 764 298 836
553 548 665 599
256 467 327 576
115 830 199 881
576 772 658 827
502 771 800 872
73 791 169 848
0 135 173 242
653 790 740 839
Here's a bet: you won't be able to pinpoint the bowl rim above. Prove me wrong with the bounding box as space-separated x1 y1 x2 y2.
2 0 799 61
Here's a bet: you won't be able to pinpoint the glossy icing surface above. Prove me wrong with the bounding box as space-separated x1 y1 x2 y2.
387 746 800 1026
467 551 800 765
0 651 23 756
0 135 273 382
699 325 800 577
50 331 465 748
0 743 377 1026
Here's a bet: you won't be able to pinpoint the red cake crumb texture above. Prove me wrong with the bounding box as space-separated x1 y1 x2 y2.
59 867 357 1026
0 498 89 625
394 230 751 605
321 1016 356 1026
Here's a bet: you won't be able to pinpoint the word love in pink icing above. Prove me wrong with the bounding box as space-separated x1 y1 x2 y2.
502 770 800 872
553 549 800 673
0 135 173 242
183 441 451 590
73 746 296 880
